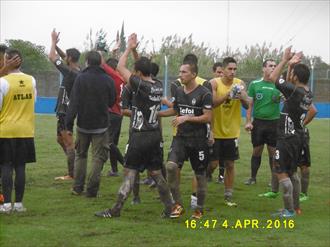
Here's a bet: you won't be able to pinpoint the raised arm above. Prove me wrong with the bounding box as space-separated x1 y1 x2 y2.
48 29 60 63
269 46 293 82
117 33 138 83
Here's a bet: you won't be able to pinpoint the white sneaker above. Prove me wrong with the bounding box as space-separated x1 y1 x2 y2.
0 203 12 214
190 195 197 210
12 203 27 212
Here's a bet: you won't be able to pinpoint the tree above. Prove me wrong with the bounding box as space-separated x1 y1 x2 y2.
6 39 54 74
119 22 126 53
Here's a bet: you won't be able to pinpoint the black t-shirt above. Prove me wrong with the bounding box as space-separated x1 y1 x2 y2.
173 85 212 138
129 75 163 132
275 79 313 138
121 84 133 110
54 59 79 96
54 59 79 115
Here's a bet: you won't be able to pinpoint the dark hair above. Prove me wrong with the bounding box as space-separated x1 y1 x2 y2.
183 53 198 65
213 62 222 72
134 56 151 76
0 44 8 54
5 48 22 69
150 62 159 77
222 57 237 68
66 48 80 63
263 59 275 67
106 58 118 70
182 61 198 75
293 64 310 84
85 51 101 66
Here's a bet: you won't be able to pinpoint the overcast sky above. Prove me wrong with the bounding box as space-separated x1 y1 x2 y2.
1 0 329 63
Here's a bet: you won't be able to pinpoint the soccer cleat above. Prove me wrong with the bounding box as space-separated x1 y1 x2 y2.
71 188 84 196
272 209 295 218
12 203 27 212
131 197 141 205
299 193 309 202
224 199 238 207
0 203 12 214
0 193 4 204
190 195 197 210
258 191 279 198
191 209 203 219
244 178 256 185
95 208 120 218
140 177 153 185
149 180 156 188
55 175 73 181
107 171 119 177
295 208 302 215
160 210 171 218
170 204 184 218
217 175 224 184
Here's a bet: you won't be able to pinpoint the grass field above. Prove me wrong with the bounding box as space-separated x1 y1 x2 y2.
0 115 329 247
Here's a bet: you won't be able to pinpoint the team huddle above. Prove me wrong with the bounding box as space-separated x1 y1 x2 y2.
0 31 317 219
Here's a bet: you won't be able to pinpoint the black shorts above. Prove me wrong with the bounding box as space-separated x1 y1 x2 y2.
298 130 311 167
274 135 303 176
167 136 209 174
211 138 239 161
124 130 163 172
0 138 36 164
108 113 123 145
57 116 66 136
251 119 278 147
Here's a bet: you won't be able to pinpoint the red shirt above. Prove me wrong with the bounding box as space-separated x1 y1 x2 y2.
102 64 125 115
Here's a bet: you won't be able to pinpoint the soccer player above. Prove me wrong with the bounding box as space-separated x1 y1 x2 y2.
206 62 225 184
159 60 212 219
66 51 116 197
244 59 281 189
95 33 172 218
0 49 37 213
269 47 313 217
298 104 317 202
168 53 211 210
208 57 250 207
102 57 125 177
48 29 80 181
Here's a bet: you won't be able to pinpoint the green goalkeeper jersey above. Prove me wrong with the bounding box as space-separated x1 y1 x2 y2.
248 78 281 120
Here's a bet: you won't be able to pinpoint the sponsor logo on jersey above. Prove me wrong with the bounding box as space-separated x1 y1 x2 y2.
180 107 194 115
192 98 196 105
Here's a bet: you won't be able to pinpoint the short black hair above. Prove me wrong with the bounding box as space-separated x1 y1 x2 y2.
5 48 22 69
222 57 237 68
134 56 151 76
0 44 8 54
263 59 275 67
85 51 101 66
183 53 198 65
213 62 222 72
182 61 198 75
150 62 159 77
293 64 310 84
66 48 80 63
106 58 118 70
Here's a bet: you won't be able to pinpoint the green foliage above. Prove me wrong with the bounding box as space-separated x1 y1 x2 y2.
5 39 54 74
